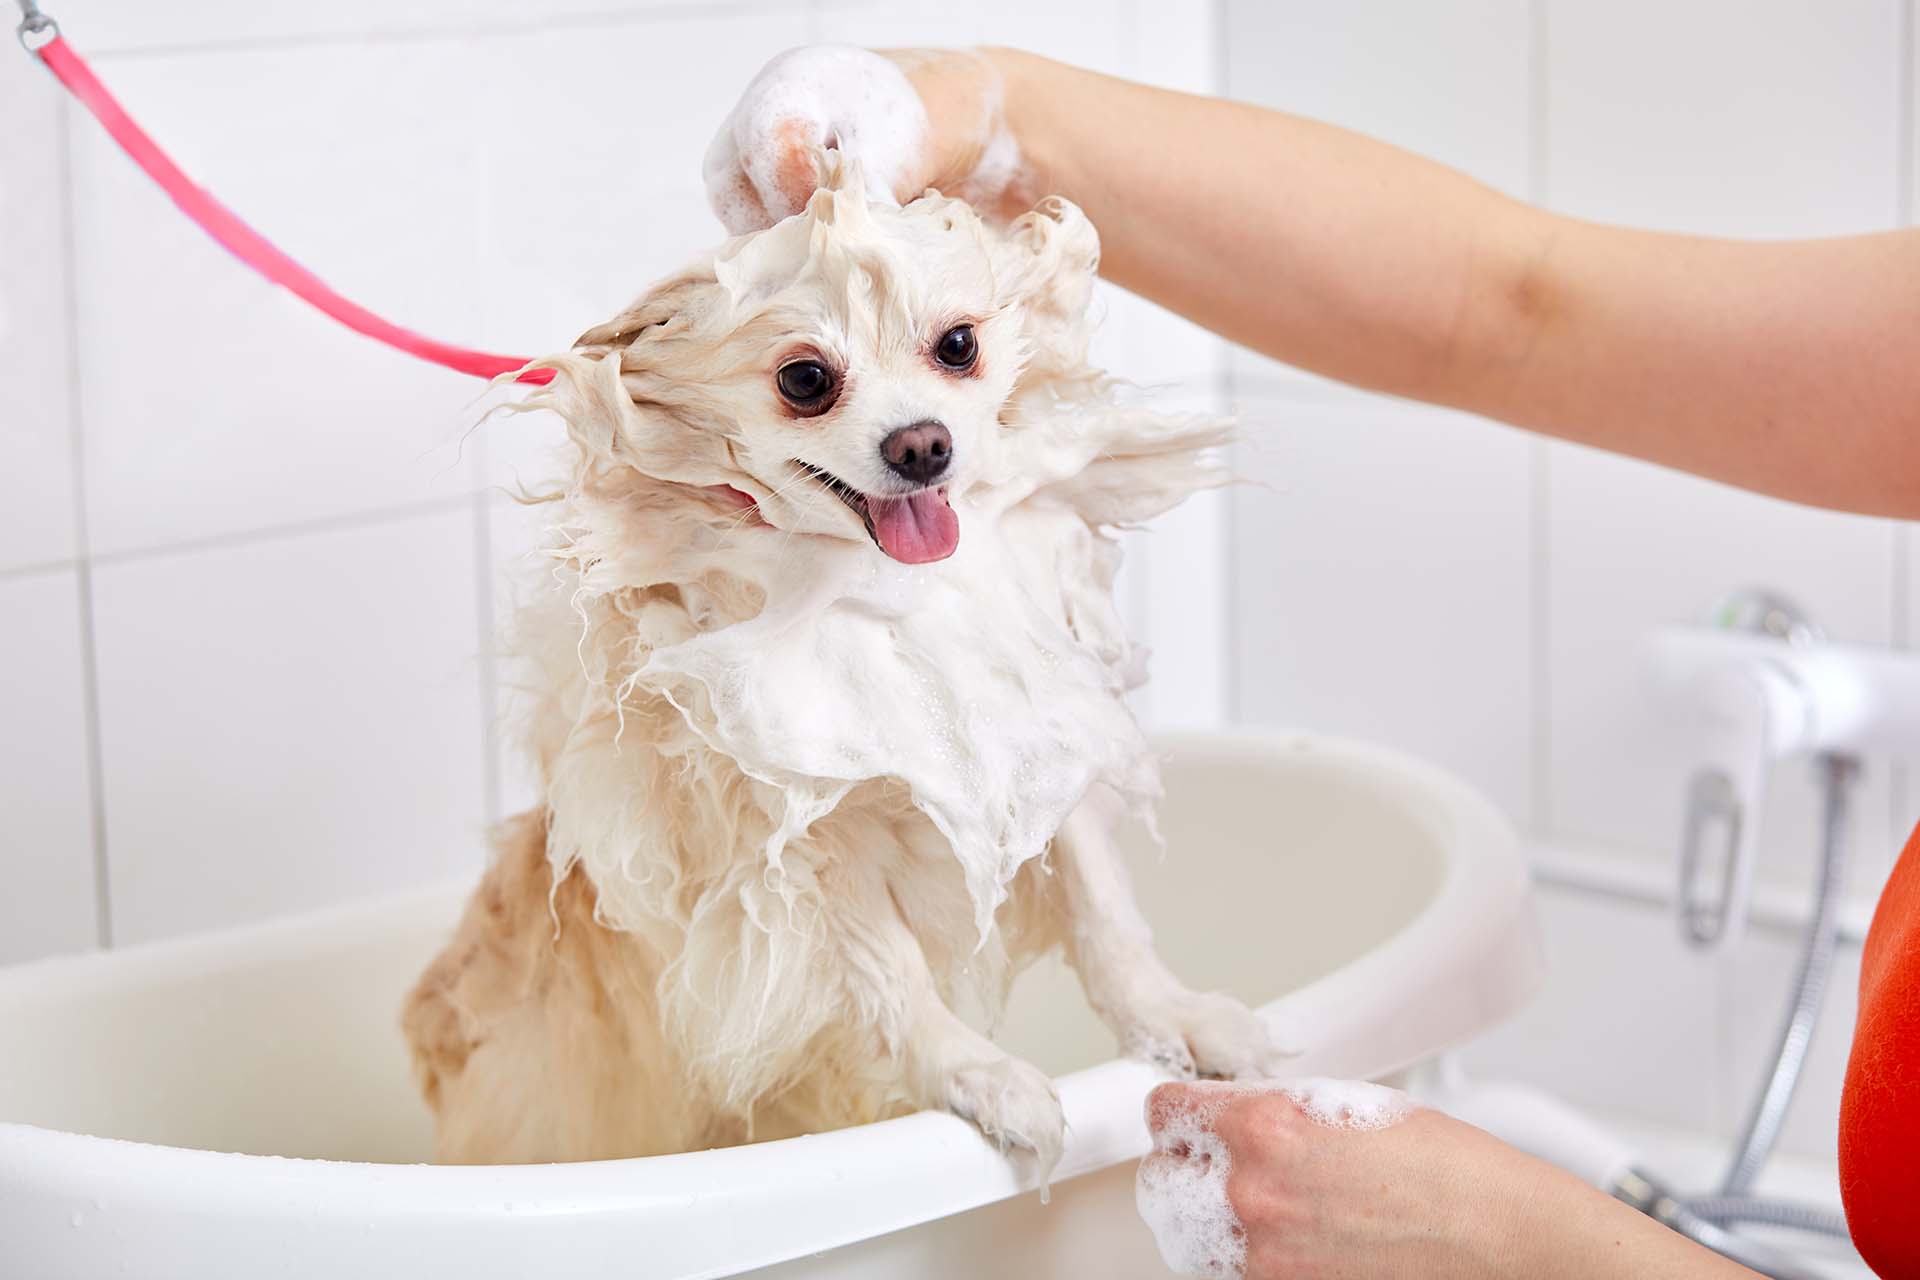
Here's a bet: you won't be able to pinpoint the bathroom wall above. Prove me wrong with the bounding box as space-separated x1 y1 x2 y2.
1223 0 1920 1165
2 0 1915 1164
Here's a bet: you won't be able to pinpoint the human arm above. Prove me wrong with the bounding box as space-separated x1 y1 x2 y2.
710 48 1920 518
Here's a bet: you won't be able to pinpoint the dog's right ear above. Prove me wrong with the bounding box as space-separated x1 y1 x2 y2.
991 197 1102 388
993 196 1101 316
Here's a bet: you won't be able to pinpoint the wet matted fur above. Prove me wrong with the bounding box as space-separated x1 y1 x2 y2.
403 161 1286 1173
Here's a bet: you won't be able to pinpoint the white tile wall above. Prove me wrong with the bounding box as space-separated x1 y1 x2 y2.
1544 0 1906 238
67 42 490 556
89 509 487 944
0 571 100 963
1462 884 1727 1139
1912 0 1920 224
1231 386 1536 824
0 53 78 574
1223 0 1533 195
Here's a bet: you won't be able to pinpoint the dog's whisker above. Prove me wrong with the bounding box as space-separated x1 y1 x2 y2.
763 484 824 577
712 464 826 547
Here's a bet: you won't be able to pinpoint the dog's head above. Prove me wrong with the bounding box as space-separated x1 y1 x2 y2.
566 157 1099 565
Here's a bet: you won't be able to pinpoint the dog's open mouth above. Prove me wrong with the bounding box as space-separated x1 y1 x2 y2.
799 464 960 565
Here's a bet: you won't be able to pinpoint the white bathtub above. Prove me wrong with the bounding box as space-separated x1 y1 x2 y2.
0 730 1540 1279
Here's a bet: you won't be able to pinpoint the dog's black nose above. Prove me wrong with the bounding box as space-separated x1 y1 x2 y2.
879 421 952 485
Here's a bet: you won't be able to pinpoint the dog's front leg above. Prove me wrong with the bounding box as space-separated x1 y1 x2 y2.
1053 787 1294 1079
842 871 1066 1175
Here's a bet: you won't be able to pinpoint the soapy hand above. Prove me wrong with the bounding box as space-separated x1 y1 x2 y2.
1138 1079 1766 1280
704 46 1030 234
1139 1079 1485 1280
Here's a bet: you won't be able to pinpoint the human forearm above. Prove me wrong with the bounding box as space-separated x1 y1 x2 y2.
989 48 1535 405
1474 220 1920 516
1471 1133 1764 1280
990 49 1920 517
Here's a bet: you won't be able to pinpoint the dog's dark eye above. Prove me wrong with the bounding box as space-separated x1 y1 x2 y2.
934 325 978 371
775 360 838 415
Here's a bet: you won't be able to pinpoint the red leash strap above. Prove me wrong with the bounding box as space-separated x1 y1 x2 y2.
28 27 551 386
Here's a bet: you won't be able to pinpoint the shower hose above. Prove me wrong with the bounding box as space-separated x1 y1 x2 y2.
1656 753 1861 1276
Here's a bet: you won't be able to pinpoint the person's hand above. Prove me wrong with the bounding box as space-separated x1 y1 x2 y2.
703 46 1034 234
1140 1080 1768 1280
1141 1080 1526 1279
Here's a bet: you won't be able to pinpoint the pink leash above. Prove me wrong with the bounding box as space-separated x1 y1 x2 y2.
19 5 552 386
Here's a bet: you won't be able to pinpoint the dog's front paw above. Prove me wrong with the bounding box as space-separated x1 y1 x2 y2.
1120 989 1297 1081
946 1057 1066 1178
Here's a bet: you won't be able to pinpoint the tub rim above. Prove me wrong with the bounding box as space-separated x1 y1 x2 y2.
0 728 1542 1277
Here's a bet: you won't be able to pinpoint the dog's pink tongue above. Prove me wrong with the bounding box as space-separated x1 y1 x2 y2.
868 489 959 564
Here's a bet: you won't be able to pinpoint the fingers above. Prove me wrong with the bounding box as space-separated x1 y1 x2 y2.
704 45 931 234
1146 1080 1204 1139
1139 1083 1251 1279
1146 1079 1241 1147
704 162 770 238
767 118 830 218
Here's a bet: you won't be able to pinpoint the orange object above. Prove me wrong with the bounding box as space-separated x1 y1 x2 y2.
1839 820 1920 1277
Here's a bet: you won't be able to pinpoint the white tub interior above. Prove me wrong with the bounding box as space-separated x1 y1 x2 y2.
0 731 1536 1279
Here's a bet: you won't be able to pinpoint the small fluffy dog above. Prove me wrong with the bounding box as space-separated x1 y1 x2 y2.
403 159 1285 1172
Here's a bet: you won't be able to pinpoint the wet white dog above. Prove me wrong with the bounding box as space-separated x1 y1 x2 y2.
403 158 1286 1174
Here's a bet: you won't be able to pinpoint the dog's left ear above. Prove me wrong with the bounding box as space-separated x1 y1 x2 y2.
991 197 1101 378
573 266 714 359
545 270 743 484
573 305 663 356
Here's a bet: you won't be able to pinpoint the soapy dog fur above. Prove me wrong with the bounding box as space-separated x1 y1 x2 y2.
402 158 1286 1173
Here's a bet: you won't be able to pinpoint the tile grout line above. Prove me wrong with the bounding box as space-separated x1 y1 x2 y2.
56 97 114 950
1212 0 1241 726
1208 0 1235 728
0 556 82 584
1528 442 1553 837
1528 0 1551 207
1901 0 1916 230
88 494 481 569
1525 0 1554 838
